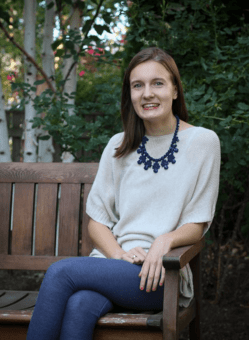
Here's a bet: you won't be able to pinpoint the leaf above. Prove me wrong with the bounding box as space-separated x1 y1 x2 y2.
65 41 75 50
51 39 63 51
39 135 51 141
238 102 249 110
46 1 54 10
102 24 111 34
55 49 64 57
94 24 104 35
82 20 92 34
103 14 112 24
34 79 46 86
223 27 232 35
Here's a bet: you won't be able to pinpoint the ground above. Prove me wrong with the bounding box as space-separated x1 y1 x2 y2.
0 242 248 340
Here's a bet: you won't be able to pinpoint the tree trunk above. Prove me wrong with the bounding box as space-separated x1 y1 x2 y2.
61 1 81 163
38 0 55 162
0 76 11 162
23 0 37 162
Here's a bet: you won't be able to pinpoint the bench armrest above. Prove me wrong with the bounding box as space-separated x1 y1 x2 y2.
162 237 205 270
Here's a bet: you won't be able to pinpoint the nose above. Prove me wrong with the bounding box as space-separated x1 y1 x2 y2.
143 85 154 98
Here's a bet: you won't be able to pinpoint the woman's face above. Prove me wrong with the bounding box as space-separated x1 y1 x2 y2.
130 60 177 130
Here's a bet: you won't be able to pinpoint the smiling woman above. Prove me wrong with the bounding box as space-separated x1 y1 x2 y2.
27 47 221 340
130 60 178 136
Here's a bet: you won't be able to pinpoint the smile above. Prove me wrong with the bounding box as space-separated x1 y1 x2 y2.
142 104 160 110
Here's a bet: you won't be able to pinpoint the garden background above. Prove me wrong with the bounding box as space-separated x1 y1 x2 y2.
0 0 248 339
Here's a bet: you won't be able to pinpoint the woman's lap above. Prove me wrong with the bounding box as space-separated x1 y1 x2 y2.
52 257 163 309
27 257 164 340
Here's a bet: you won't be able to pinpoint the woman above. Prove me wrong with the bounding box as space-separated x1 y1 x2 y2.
27 47 220 340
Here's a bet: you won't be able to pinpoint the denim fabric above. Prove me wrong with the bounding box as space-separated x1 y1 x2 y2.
27 257 164 340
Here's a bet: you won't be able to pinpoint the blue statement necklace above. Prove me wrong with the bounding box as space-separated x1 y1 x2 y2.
137 115 180 173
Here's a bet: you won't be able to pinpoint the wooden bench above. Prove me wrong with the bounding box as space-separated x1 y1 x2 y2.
0 162 204 340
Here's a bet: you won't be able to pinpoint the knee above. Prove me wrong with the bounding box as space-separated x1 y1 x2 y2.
45 259 71 283
66 291 87 314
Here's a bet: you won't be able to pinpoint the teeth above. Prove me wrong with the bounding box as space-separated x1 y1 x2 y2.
143 104 159 108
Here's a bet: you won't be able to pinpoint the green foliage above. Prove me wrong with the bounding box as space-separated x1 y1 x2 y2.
31 63 123 161
2 0 125 160
123 0 249 241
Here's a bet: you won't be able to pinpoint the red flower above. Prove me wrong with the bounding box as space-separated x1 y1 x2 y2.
95 53 101 56
87 49 95 55
79 71 85 77
7 75 13 80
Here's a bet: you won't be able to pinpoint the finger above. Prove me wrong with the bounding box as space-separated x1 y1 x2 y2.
121 253 134 264
132 251 145 264
151 262 163 291
135 247 147 258
159 266 165 287
145 264 157 293
127 249 145 264
139 262 150 291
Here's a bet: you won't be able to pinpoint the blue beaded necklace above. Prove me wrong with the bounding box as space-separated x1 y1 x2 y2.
137 115 180 173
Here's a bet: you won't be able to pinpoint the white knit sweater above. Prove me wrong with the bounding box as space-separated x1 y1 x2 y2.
86 126 221 307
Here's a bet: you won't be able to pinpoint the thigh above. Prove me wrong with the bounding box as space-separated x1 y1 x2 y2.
49 257 164 311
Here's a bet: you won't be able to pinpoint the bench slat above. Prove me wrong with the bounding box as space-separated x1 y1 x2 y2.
35 184 58 256
0 255 73 270
58 184 81 256
12 183 34 255
0 292 29 309
81 183 94 256
0 183 11 255
0 163 98 184
0 292 38 311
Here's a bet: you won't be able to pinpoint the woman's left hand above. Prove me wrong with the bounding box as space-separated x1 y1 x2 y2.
138 234 173 292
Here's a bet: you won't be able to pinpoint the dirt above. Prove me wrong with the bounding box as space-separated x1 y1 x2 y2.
1 242 249 340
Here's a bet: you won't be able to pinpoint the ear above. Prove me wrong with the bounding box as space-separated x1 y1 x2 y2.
173 87 178 100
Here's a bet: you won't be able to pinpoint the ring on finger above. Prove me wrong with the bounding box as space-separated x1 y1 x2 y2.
132 255 137 259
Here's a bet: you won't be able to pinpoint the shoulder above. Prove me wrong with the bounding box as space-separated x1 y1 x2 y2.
101 132 124 158
186 126 220 145
107 132 124 148
185 126 220 160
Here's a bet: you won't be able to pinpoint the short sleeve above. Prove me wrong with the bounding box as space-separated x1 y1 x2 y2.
86 133 123 229
177 129 221 235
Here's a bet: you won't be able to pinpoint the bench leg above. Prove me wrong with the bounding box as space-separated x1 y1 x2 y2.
0 324 28 340
162 270 180 340
189 253 201 340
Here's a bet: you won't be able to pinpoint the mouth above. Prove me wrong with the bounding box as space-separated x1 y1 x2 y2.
142 103 160 110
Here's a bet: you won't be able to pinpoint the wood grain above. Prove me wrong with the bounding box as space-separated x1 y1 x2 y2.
0 325 28 340
0 163 98 184
0 255 76 270
11 183 34 255
162 237 205 270
0 183 12 254
81 183 94 256
163 270 179 340
35 184 58 256
58 184 81 256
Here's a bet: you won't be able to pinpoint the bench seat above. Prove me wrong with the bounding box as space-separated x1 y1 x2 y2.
0 290 196 340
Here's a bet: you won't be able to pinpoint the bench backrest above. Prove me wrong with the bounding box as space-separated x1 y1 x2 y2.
0 163 98 271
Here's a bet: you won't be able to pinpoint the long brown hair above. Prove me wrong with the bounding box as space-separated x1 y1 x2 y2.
114 47 188 158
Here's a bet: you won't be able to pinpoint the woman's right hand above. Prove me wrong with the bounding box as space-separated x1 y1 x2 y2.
119 247 147 265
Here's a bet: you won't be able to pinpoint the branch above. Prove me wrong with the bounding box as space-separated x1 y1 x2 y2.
0 22 56 94
63 0 105 86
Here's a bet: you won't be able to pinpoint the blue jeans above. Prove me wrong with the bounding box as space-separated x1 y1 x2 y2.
27 257 164 340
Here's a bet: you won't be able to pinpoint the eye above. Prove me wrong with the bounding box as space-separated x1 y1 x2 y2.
154 81 163 86
133 83 142 88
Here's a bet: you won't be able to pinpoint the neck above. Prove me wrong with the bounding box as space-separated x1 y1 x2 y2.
144 116 177 136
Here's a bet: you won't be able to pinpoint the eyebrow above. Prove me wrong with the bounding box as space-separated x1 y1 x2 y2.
130 77 165 85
